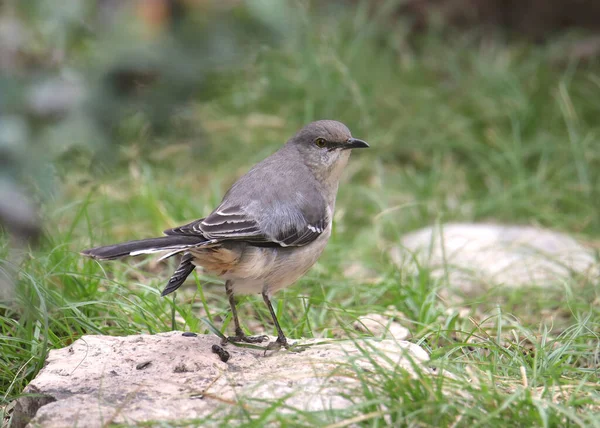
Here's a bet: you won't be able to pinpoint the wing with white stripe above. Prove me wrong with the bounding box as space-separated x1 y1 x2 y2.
164 203 328 247
165 205 264 241
272 216 328 246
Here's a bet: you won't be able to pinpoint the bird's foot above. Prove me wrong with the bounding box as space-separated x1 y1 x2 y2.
262 336 313 355
265 338 287 351
222 331 269 346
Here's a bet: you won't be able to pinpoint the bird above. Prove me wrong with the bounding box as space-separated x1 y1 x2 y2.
81 120 369 350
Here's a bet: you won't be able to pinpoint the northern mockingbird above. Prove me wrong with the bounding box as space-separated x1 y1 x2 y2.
82 120 369 350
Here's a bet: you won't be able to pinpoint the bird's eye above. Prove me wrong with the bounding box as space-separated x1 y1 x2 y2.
315 138 327 148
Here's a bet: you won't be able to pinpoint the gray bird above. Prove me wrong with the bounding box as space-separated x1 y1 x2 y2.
82 120 369 350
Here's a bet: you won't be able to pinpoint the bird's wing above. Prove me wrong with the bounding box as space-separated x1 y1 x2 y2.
166 146 330 247
165 205 263 241
164 201 328 247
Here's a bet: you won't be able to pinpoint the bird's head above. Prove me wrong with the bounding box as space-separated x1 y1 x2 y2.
289 120 369 180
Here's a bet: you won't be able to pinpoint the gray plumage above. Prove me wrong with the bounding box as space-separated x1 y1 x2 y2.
81 120 369 349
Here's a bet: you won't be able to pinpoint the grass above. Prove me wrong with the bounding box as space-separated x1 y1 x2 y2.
2 2 600 426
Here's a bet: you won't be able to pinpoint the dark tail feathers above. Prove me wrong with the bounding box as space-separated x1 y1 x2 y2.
161 252 196 296
81 236 205 260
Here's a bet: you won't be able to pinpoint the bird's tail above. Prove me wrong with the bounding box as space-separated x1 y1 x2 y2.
81 235 206 260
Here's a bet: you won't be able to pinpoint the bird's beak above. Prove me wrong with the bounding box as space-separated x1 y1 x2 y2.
343 138 370 150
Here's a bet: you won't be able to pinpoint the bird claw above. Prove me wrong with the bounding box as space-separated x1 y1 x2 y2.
223 334 269 346
266 340 285 351
263 337 302 355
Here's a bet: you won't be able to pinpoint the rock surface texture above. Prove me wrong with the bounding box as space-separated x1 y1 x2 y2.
353 313 410 341
13 331 429 427
393 223 599 294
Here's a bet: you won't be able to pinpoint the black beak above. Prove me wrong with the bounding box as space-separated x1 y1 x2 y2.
343 138 369 150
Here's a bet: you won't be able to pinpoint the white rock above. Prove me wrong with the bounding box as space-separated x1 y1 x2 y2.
354 313 410 340
392 223 599 293
13 332 432 427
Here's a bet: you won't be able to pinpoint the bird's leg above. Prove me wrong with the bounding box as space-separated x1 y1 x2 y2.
223 281 268 345
262 290 290 350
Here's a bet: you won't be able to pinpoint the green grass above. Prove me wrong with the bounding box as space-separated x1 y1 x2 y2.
2 3 600 427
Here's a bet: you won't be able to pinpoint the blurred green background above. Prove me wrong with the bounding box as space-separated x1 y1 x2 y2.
1 0 600 425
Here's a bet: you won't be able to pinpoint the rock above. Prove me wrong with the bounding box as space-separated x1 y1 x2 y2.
354 313 410 340
13 332 432 427
392 223 599 294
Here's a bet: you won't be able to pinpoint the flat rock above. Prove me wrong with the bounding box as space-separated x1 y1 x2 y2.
392 223 599 294
13 331 430 427
353 313 410 340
